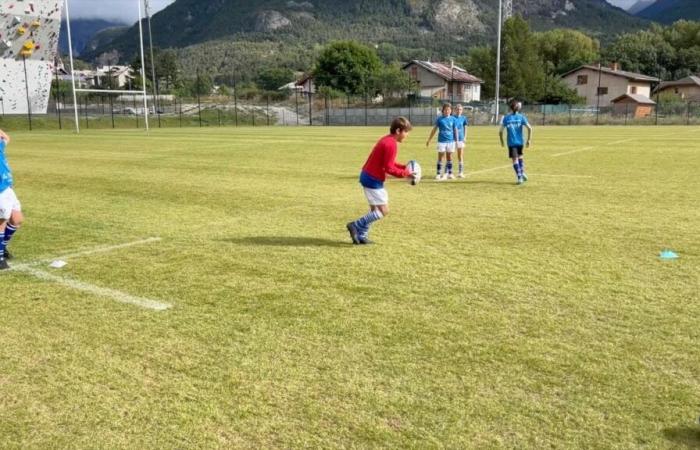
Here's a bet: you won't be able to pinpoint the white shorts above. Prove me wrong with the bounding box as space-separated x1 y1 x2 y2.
437 142 456 153
363 187 388 206
456 141 466 150
0 187 21 221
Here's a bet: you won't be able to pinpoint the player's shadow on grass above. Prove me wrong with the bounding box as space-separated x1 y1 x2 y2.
662 426 700 448
223 236 350 248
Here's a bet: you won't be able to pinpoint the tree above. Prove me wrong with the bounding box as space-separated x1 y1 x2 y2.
501 16 545 102
313 41 382 95
460 46 496 99
257 67 295 91
535 29 600 75
157 49 180 91
370 64 416 98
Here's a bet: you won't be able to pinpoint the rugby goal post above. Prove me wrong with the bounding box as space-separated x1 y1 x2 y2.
63 0 150 133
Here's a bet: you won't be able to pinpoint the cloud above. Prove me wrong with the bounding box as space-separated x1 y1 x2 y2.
65 0 175 24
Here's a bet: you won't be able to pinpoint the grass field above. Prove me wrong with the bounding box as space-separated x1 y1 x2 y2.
1 125 699 448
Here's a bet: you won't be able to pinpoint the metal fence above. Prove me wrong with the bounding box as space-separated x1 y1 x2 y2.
2 92 700 131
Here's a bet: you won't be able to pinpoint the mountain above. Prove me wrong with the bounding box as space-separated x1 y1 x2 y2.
636 0 700 23
59 19 128 56
82 0 646 79
628 0 656 15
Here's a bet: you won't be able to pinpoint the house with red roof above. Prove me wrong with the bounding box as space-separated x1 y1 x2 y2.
403 60 483 102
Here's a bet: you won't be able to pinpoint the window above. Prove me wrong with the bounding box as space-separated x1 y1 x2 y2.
577 75 588 85
597 87 608 96
410 66 418 80
630 86 637 94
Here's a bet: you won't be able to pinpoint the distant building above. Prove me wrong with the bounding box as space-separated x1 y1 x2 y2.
295 74 316 96
403 60 482 102
562 63 659 107
655 76 700 101
97 65 135 89
611 93 656 118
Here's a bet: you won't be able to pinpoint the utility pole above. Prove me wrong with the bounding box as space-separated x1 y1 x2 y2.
494 0 513 124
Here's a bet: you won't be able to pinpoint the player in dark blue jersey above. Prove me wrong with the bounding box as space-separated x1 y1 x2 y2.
499 100 533 185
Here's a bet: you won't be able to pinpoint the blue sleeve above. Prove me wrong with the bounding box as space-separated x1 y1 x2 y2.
0 141 5 152
465 117 469 126
435 117 440 128
522 115 529 126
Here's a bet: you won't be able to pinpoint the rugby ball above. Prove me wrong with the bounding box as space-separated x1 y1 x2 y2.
407 160 422 185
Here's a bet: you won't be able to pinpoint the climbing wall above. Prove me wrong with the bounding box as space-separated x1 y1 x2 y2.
0 1 63 115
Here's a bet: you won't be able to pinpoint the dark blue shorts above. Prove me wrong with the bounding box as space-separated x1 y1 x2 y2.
508 146 524 158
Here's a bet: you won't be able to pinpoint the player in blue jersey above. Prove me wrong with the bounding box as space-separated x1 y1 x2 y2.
499 100 533 185
0 129 23 270
426 103 458 180
453 104 469 178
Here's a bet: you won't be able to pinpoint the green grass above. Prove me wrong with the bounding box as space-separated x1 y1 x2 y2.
1 126 699 448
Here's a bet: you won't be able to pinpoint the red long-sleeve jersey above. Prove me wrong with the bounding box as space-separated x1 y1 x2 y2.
361 134 410 183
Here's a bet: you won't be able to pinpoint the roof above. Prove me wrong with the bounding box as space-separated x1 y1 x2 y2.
295 73 314 86
562 65 660 83
657 75 700 90
611 93 656 105
403 60 483 84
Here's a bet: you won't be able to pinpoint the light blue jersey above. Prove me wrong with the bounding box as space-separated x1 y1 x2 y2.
435 115 456 143
0 140 12 193
502 113 530 147
453 115 468 142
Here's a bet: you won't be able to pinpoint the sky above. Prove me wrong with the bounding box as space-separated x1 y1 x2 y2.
66 0 175 23
607 0 637 10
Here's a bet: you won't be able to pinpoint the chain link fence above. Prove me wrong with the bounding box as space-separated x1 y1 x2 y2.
2 91 700 131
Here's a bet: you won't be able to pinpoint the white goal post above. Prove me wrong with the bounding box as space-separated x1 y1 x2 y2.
63 0 150 133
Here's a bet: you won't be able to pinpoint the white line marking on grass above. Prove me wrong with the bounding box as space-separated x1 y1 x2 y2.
18 237 163 269
49 237 162 263
15 266 172 311
7 237 171 311
551 138 634 157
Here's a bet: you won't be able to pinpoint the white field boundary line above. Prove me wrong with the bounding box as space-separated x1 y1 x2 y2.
7 237 172 311
16 266 172 311
16 237 163 269
551 138 634 157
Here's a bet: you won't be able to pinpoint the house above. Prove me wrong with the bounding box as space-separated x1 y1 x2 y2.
295 74 316 96
97 65 135 89
611 94 656 118
562 63 659 107
279 81 302 92
654 76 700 101
403 60 482 102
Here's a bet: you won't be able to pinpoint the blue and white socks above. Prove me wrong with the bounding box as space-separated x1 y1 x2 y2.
353 210 384 238
446 161 453 175
518 158 525 175
436 161 443 177
4 223 17 246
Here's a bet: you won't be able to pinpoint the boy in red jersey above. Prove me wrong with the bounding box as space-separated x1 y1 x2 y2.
346 117 416 245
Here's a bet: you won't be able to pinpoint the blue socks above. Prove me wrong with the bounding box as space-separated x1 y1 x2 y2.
4 224 17 246
518 158 525 174
436 161 443 176
513 163 521 177
446 161 453 175
354 210 384 237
